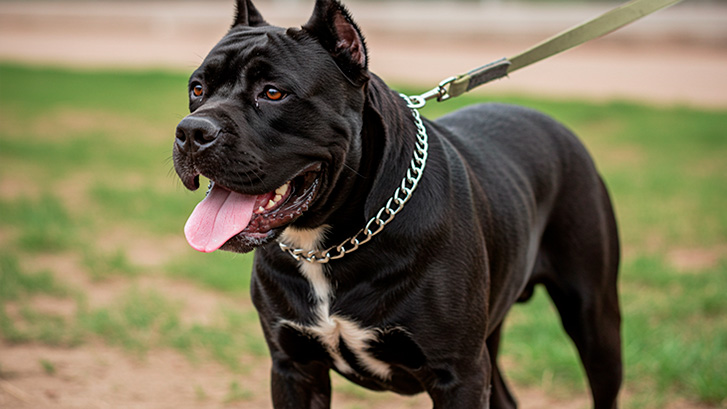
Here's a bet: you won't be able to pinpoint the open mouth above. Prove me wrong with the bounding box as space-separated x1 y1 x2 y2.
183 164 321 253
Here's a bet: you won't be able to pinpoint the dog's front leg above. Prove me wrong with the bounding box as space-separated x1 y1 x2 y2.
429 360 492 409
271 358 331 409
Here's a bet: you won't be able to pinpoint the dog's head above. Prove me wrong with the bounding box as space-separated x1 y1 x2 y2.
173 0 373 254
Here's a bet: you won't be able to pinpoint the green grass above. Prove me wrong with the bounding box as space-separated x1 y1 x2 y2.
166 250 254 294
1 62 726 407
39 358 56 375
82 248 139 280
0 253 69 300
0 194 76 253
0 252 263 369
78 286 266 370
620 257 727 405
0 252 81 345
224 380 255 403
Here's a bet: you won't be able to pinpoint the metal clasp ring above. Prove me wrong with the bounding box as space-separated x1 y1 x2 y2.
406 76 457 109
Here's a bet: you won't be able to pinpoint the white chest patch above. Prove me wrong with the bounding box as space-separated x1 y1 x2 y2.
279 226 392 380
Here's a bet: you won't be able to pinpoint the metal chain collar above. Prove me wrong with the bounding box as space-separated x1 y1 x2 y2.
278 94 429 264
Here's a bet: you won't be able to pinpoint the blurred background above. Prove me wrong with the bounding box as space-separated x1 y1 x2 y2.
1 0 726 105
1 1 726 409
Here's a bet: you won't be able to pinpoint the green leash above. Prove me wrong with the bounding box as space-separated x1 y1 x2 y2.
408 0 684 107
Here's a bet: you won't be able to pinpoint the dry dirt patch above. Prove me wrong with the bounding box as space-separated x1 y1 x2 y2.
3 340 715 409
1 341 590 409
0 342 271 409
668 245 727 272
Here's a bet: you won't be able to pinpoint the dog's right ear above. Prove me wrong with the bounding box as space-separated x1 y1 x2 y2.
232 0 267 28
303 0 369 86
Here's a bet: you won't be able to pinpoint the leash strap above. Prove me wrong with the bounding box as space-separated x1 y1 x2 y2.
409 0 683 106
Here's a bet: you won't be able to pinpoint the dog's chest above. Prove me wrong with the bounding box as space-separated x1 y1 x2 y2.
278 227 392 380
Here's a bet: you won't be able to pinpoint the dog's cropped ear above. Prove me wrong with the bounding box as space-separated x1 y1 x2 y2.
303 0 369 85
233 0 267 28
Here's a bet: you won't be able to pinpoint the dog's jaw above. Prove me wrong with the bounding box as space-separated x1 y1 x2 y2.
182 164 323 254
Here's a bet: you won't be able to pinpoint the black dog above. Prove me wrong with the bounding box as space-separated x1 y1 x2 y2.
173 1 622 407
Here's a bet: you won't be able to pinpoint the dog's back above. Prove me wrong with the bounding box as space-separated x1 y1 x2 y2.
436 103 623 407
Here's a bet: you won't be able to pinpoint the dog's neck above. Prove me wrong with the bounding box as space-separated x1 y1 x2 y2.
321 74 420 248
273 75 422 269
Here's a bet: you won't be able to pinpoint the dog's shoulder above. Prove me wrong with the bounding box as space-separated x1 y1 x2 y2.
435 103 567 137
433 102 587 162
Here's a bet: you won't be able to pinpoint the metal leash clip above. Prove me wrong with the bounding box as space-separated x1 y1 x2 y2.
406 76 457 109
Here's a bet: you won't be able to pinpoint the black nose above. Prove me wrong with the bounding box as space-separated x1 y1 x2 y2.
175 116 221 152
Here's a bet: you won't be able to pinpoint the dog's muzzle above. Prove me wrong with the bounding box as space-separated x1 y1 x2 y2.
175 116 222 155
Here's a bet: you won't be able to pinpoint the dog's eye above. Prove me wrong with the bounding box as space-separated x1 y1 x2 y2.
192 84 204 98
262 86 286 101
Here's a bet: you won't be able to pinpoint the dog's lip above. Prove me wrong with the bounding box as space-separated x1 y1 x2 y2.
207 162 322 198
182 171 202 191
241 163 322 225
213 162 322 247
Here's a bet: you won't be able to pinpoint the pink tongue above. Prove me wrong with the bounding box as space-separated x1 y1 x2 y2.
184 185 257 253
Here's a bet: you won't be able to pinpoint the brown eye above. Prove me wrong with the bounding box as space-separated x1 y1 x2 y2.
264 86 285 101
192 84 204 97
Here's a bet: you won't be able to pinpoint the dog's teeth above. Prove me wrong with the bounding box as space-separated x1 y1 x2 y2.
275 183 289 196
265 200 276 209
256 206 266 214
274 194 282 202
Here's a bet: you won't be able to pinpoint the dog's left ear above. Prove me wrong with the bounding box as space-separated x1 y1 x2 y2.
303 0 368 85
233 0 267 28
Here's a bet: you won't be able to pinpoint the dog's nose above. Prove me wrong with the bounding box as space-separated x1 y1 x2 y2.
175 116 221 152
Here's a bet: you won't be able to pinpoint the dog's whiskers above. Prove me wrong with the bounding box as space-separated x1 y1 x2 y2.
343 163 364 178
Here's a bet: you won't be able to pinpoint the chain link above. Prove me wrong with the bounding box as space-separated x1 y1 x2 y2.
278 94 429 264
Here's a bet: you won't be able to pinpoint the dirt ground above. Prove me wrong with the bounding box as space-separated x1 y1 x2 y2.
0 265 710 409
1 1 726 408
0 272 712 409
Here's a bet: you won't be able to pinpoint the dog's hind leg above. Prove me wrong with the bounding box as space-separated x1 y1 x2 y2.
540 177 623 409
487 324 518 409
